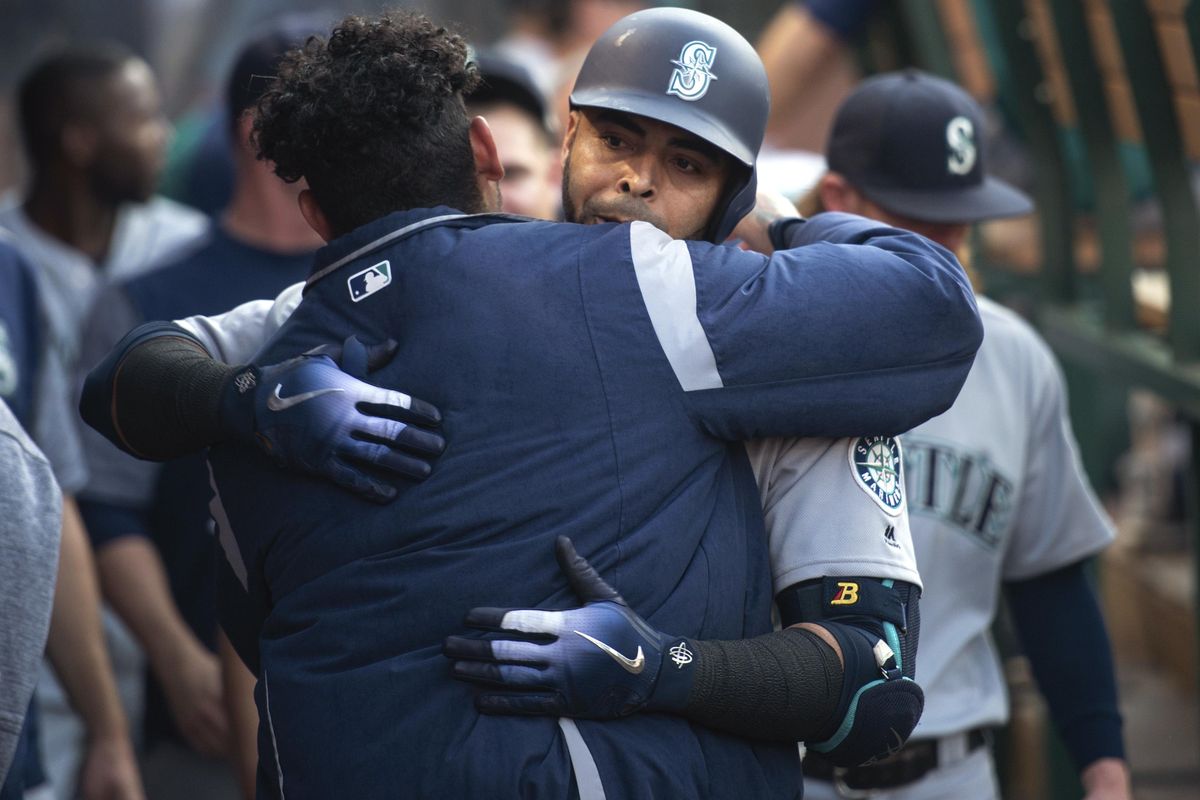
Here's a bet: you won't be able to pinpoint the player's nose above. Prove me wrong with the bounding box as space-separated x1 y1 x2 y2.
618 157 655 198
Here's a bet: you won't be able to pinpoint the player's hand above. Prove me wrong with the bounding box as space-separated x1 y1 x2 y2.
444 536 697 719
77 734 145 800
160 641 230 757
729 188 801 254
223 335 445 503
1080 758 1133 800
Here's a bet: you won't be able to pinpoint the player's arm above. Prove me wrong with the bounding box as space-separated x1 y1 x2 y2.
445 537 922 766
757 1 879 142
79 288 445 503
632 207 983 440
999 329 1129 799
1005 561 1130 799
44 497 144 800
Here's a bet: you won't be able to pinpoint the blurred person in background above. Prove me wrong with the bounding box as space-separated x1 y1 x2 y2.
0 43 206 798
757 0 875 152
73 26 325 800
798 70 1131 800
467 51 561 221
0 236 143 800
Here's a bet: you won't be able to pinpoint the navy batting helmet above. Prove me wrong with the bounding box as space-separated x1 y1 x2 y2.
569 7 769 242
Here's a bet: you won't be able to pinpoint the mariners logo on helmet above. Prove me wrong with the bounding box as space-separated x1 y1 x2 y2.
667 41 718 101
850 436 904 516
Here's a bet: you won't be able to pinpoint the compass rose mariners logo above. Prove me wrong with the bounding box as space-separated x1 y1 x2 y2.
849 436 904 515
667 41 718 101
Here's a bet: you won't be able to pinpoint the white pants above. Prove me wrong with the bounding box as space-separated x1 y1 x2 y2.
803 746 1000 800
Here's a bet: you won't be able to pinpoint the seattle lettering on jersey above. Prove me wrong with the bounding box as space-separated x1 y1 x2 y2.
902 437 1014 549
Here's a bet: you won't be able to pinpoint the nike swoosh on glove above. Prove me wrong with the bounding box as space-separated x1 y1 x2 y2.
221 335 445 503
444 536 697 718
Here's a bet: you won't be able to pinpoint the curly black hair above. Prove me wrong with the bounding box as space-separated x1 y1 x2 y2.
254 11 482 236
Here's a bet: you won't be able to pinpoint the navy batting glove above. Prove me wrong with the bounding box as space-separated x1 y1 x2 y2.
221 335 444 503
444 536 698 718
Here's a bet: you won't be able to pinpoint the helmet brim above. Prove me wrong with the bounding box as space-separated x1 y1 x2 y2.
570 87 757 169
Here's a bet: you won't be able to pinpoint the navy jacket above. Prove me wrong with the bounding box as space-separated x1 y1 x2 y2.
208 208 981 799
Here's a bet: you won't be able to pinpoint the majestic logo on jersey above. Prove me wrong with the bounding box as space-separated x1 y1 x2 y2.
0 322 18 398
850 436 905 516
883 524 899 549
348 260 392 303
669 641 694 668
946 116 977 176
574 630 645 674
830 582 860 606
667 41 718 101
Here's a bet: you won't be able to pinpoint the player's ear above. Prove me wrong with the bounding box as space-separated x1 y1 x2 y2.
561 111 580 169
297 189 334 242
818 172 862 215
468 116 504 184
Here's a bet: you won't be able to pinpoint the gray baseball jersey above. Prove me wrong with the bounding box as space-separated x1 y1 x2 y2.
0 403 61 778
903 296 1114 737
747 436 920 594
0 196 206 491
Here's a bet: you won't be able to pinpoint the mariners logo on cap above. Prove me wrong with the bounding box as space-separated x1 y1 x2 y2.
347 260 392 303
849 436 904 515
946 115 977 176
0 322 17 398
667 41 718 101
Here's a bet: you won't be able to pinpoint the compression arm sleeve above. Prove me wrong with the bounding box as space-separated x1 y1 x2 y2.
79 321 236 461
1005 559 1125 769
683 626 844 742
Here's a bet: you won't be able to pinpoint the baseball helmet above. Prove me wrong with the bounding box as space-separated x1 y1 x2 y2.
569 7 769 242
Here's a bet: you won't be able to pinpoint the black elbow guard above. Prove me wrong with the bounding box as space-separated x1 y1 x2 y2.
777 577 924 767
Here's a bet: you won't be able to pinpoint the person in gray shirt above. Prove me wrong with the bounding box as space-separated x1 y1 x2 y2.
0 402 60 782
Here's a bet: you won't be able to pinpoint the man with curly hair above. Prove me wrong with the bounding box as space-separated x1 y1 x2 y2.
80 9 983 797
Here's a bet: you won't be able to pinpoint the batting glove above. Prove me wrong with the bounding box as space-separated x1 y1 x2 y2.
222 335 444 503
444 536 698 718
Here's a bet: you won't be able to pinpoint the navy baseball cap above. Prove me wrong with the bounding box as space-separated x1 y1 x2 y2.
467 50 554 136
826 70 1032 224
227 14 329 123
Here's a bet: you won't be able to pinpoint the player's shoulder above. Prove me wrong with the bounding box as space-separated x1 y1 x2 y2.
975 295 1064 400
978 296 1054 361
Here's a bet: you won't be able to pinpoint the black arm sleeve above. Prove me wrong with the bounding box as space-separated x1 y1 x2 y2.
79 321 236 460
1005 559 1125 770
683 627 844 742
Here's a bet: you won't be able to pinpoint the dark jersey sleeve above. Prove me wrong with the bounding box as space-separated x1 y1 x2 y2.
79 321 234 461
801 0 881 41
626 212 982 440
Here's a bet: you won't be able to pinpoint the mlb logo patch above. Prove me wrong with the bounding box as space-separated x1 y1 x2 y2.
348 260 392 302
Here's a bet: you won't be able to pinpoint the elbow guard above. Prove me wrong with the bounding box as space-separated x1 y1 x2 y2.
777 577 924 767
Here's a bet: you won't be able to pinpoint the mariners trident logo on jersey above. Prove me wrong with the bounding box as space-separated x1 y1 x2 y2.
348 260 392 303
850 436 905 516
667 41 718 101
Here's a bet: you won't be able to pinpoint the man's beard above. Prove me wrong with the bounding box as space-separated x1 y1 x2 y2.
561 147 705 240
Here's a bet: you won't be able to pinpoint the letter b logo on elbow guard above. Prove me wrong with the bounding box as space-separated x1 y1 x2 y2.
831 582 860 606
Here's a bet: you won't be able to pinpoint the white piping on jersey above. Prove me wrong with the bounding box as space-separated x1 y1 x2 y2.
628 221 723 391
306 214 469 287
207 462 249 590
558 718 607 800
307 212 534 289
263 669 286 798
